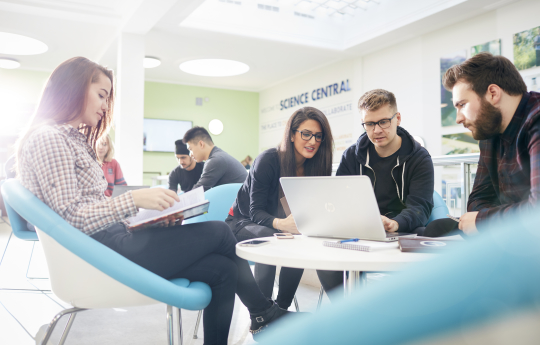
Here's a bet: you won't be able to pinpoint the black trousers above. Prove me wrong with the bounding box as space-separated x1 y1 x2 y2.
91 221 270 345
226 216 304 309
317 218 461 301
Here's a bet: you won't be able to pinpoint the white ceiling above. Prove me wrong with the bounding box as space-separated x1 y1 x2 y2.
0 0 520 91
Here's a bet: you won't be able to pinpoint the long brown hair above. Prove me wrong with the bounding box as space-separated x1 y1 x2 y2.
16 57 115 174
278 107 334 178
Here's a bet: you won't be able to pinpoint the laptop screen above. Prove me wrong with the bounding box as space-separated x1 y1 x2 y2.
111 186 149 198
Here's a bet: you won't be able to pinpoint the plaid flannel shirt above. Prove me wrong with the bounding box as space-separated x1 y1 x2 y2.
468 91 540 227
19 124 138 236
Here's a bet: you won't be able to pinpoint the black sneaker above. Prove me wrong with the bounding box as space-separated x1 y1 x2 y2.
249 301 291 340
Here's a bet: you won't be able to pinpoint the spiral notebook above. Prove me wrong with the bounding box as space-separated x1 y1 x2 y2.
323 240 399 252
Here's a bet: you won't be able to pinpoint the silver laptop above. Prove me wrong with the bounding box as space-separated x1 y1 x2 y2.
111 185 149 198
280 176 414 242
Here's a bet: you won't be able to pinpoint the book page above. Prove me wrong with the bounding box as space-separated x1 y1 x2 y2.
126 187 205 226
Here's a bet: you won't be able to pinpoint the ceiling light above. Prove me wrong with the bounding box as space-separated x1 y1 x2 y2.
144 56 161 68
0 58 20 69
0 32 47 55
179 59 249 77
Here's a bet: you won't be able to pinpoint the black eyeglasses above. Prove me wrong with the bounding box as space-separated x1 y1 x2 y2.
362 113 398 131
295 130 324 142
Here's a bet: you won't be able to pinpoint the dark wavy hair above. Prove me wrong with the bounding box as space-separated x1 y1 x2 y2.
278 107 334 179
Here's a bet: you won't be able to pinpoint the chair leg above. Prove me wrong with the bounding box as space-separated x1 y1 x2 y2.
38 307 85 345
176 307 183 345
166 305 174 345
26 241 47 280
293 295 299 312
0 232 12 267
58 312 77 345
0 233 50 292
193 310 202 339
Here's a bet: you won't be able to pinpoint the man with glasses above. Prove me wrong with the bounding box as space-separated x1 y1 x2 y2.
317 89 434 298
336 89 434 233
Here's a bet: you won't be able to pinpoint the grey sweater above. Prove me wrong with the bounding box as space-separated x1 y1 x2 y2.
192 146 247 191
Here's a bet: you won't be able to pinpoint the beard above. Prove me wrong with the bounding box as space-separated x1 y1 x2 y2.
466 98 503 140
180 157 193 169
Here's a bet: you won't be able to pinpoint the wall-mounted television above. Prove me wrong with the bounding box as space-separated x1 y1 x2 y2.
143 119 192 152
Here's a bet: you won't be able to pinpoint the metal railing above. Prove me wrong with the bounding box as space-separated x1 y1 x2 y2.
432 153 479 215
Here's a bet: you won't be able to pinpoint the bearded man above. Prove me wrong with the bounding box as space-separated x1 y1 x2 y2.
168 140 204 193
431 52 540 236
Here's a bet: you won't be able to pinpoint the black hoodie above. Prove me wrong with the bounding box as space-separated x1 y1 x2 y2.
336 126 434 232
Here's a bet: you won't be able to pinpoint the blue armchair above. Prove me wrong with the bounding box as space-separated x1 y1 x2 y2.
1 179 211 345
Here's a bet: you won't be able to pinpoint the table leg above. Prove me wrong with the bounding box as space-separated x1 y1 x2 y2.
345 271 365 295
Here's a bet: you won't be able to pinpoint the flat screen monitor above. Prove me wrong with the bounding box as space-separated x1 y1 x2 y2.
143 119 192 152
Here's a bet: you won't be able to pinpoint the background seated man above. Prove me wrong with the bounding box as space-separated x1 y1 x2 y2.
183 126 247 191
317 89 434 298
168 140 204 193
431 52 540 236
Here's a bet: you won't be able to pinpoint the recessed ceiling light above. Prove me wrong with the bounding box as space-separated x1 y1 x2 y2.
179 59 249 77
0 58 20 69
0 32 48 55
144 56 161 68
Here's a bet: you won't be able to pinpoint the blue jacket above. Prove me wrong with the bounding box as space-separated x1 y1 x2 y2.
336 126 434 232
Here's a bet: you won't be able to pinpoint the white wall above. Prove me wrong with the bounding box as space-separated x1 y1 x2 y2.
259 59 359 163
259 0 540 160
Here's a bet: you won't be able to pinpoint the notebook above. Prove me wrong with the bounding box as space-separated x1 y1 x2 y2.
323 240 399 252
398 235 464 253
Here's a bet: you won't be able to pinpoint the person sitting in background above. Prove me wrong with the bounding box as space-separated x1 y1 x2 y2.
168 139 204 193
226 107 334 311
241 155 253 169
317 89 434 299
97 134 126 197
183 126 247 191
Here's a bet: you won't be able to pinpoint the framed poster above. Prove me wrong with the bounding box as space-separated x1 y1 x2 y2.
440 50 467 127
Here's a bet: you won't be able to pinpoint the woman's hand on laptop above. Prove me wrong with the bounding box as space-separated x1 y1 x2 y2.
275 214 301 234
132 188 180 211
381 215 399 232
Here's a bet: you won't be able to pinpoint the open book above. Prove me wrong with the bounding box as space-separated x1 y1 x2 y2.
124 187 209 232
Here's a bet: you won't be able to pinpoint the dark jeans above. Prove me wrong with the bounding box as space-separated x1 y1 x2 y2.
91 221 270 345
226 217 304 309
317 218 462 301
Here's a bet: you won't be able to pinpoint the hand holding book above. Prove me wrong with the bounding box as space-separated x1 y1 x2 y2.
132 188 179 210
125 187 209 232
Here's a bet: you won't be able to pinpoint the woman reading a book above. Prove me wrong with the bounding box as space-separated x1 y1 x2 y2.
15 57 292 344
226 107 334 310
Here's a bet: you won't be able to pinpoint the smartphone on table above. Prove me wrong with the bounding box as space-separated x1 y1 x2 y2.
274 233 294 239
238 240 270 247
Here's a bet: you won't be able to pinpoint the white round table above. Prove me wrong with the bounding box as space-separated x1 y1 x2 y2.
236 235 433 291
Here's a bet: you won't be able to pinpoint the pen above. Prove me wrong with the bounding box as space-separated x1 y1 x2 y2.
339 238 360 243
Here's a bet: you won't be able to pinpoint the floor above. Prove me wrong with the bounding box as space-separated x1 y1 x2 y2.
0 217 327 345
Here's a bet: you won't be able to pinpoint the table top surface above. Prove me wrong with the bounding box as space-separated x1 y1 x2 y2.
236 235 433 272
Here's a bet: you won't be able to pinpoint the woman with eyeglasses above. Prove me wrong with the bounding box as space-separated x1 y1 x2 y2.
225 107 334 311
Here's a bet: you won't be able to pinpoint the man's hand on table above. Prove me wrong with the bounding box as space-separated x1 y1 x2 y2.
458 211 479 235
381 215 399 232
